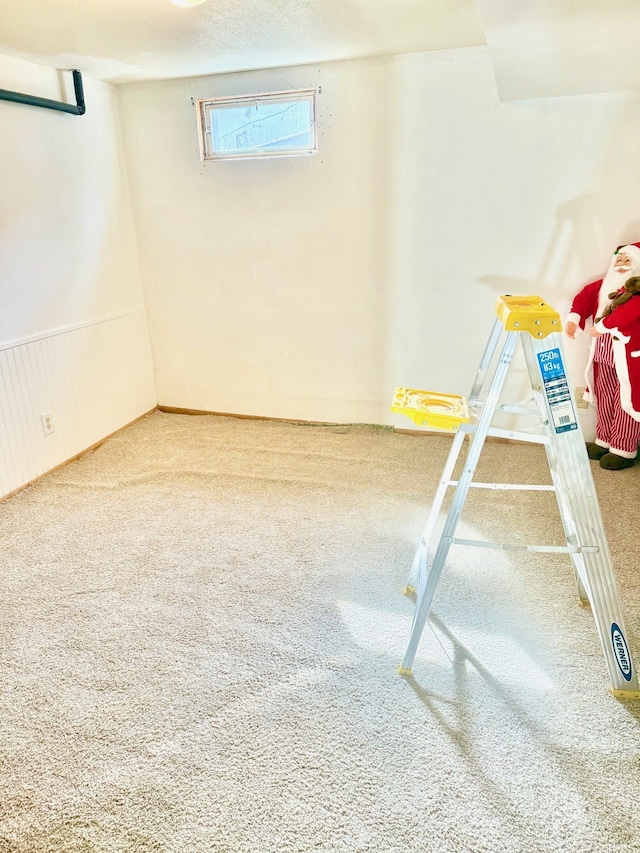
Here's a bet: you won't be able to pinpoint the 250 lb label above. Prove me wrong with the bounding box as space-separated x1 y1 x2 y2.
536 348 578 433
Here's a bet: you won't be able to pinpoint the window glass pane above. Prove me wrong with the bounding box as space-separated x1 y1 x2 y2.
197 90 317 161
212 100 312 154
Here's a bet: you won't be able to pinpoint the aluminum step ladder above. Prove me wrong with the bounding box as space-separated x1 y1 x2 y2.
392 294 639 698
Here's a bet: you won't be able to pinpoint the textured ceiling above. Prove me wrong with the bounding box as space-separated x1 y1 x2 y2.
0 0 486 85
0 0 638 99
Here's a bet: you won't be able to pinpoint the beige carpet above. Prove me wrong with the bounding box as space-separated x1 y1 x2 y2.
0 410 639 853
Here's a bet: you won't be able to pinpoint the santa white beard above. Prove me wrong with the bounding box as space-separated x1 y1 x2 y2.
597 257 640 318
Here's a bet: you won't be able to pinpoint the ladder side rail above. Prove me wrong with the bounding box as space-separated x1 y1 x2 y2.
543 421 592 603
547 434 634 691
522 332 603 603
405 428 468 593
467 319 504 404
400 332 520 673
563 434 639 692
524 333 639 694
561 434 638 692
542 437 590 605
520 334 587 552
524 332 614 586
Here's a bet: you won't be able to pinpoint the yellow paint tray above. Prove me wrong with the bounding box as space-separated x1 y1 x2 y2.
391 387 470 431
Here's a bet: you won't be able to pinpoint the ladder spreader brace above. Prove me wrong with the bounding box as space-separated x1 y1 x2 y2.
392 295 639 699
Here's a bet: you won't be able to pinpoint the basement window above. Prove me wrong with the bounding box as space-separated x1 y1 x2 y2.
196 89 318 161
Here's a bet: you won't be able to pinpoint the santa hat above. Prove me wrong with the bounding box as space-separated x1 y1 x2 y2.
615 241 640 254
611 244 640 267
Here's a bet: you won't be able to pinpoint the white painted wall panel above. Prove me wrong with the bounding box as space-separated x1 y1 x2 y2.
0 312 156 498
0 56 157 497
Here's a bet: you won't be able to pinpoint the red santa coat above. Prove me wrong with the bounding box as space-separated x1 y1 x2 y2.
568 278 640 420
595 297 640 420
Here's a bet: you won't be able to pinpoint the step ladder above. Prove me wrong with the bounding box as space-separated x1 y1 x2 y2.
393 294 639 698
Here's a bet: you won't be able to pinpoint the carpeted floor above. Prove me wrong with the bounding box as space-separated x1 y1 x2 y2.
0 410 639 852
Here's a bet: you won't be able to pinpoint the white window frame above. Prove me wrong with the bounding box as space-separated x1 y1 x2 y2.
196 89 318 162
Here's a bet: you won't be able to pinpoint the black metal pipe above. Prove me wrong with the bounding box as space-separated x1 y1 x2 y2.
0 69 85 116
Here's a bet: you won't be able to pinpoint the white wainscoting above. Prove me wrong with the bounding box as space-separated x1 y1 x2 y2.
0 309 157 499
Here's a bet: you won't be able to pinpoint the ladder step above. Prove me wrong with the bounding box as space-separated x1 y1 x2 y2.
449 481 555 491
391 387 469 431
449 537 599 554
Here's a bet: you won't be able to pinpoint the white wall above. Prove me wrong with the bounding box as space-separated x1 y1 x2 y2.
387 49 640 435
119 48 640 429
119 59 391 424
0 55 156 498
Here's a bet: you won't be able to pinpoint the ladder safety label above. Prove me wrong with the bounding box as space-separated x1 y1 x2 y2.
611 623 633 681
537 349 578 433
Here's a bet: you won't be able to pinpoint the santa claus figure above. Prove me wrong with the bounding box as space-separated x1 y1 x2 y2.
565 243 640 470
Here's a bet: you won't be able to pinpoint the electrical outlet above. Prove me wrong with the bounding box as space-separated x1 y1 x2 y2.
575 387 588 409
41 411 55 435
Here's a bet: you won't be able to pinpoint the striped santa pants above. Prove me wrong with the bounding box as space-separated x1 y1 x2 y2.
593 360 640 457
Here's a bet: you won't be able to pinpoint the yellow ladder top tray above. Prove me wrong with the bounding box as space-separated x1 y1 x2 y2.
495 295 561 338
392 387 470 431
